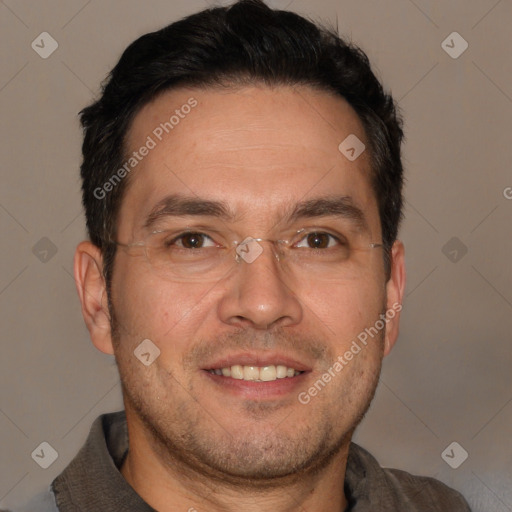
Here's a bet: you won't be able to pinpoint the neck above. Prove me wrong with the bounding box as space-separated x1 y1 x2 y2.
120 410 350 512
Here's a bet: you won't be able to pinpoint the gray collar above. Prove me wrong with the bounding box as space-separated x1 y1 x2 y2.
51 411 469 511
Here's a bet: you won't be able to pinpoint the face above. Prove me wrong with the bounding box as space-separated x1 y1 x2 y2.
78 84 405 484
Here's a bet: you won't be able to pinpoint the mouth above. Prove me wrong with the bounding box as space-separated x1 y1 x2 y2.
201 353 311 399
206 364 303 382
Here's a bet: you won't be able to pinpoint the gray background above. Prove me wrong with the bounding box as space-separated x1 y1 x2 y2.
1 0 511 510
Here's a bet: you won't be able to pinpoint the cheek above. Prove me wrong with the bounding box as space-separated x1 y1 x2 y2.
111 258 214 346
304 276 385 345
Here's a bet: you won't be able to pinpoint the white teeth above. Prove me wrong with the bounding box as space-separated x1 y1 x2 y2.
243 366 260 381
260 366 277 381
231 365 244 380
276 365 287 378
209 364 302 382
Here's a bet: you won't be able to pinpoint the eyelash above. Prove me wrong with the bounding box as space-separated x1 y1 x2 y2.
164 230 347 249
170 232 217 249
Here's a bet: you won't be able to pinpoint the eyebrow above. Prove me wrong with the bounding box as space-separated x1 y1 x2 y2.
143 194 369 233
289 196 369 232
143 194 237 229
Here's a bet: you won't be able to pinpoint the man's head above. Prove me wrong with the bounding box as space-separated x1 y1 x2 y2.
79 0 404 288
75 0 406 488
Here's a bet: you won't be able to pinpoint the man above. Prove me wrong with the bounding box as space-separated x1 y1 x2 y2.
15 0 471 510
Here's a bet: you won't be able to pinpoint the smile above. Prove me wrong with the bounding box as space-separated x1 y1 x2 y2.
207 365 303 382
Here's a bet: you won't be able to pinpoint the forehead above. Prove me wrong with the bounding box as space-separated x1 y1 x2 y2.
119 84 380 237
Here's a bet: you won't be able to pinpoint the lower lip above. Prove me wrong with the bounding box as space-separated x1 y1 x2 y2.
201 370 310 400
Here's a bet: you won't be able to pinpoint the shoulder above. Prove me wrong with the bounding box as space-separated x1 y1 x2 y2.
383 466 471 510
3 487 59 512
347 443 471 511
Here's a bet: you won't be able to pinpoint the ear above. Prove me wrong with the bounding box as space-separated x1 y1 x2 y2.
383 240 406 357
74 241 115 355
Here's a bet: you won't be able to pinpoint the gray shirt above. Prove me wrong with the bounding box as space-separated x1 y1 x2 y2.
11 411 471 511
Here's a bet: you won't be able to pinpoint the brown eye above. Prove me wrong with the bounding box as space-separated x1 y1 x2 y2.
157 231 217 251
179 233 207 249
306 232 331 249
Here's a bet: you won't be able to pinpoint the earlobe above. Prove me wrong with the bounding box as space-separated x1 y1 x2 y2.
74 241 115 355
383 240 406 357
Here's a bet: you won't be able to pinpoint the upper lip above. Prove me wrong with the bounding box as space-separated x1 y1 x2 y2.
203 352 312 372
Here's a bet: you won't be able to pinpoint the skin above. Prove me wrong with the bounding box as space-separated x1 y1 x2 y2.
75 84 406 512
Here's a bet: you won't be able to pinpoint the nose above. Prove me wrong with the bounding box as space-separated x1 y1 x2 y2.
217 239 303 330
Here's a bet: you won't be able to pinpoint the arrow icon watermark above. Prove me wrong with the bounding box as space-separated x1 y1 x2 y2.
31 442 58 469
31 32 59 59
235 237 263 263
134 339 161 366
441 442 468 469
338 134 365 162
